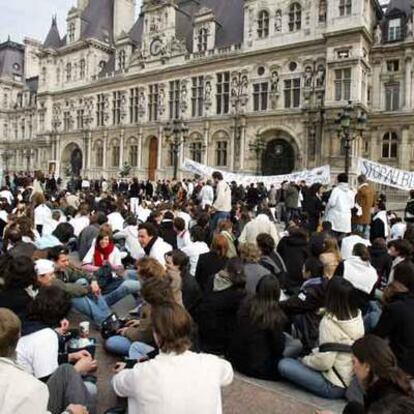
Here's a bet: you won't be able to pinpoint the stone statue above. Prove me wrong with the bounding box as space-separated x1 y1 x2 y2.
304 66 313 88
271 71 279 93
204 81 212 108
275 10 282 31
316 65 326 88
374 24 382 45
407 18 413 39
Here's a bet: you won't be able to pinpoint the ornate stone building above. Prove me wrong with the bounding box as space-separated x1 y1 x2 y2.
0 0 411 180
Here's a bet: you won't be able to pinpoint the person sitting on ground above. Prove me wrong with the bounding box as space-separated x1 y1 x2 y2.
341 231 371 261
42 210 63 237
137 223 172 267
3 223 36 258
197 257 246 355
0 308 89 414
370 202 389 241
373 260 414 377
227 275 291 381
279 276 364 399
35 222 75 250
239 242 272 295
174 217 191 250
390 216 406 241
113 215 145 261
78 211 108 261
195 234 229 292
107 203 125 233
180 225 209 277
369 238 393 289
112 302 233 414
158 211 177 249
69 204 90 238
16 286 97 412
387 239 413 285
217 219 238 259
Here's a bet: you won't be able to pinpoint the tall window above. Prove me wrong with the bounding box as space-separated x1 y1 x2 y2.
257 10 270 38
112 91 122 125
169 80 181 119
96 94 105 127
335 68 352 101
385 83 400 111
79 59 86 79
289 3 302 32
253 82 269 111
68 22 75 42
148 84 159 121
96 144 104 167
382 132 398 158
66 63 72 82
112 144 120 167
77 109 84 130
339 0 352 16
189 142 203 163
63 111 71 131
216 141 228 166
388 18 402 41
216 72 230 115
130 88 139 123
129 145 138 166
191 76 204 117
284 78 301 108
197 28 208 52
118 50 126 70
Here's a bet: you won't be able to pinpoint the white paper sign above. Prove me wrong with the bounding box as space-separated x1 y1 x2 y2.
357 158 414 191
182 159 331 187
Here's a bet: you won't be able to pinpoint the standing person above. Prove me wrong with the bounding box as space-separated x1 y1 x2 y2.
276 181 288 223
199 180 214 210
305 183 325 233
404 189 414 226
32 192 52 236
211 172 232 232
268 184 277 207
278 276 364 399
325 173 355 237
353 175 376 240
129 178 140 216
285 182 299 223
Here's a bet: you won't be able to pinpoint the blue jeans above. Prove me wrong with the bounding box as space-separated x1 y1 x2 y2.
129 342 155 360
71 295 112 326
278 358 346 399
104 280 141 307
105 335 132 356
211 211 230 232
364 301 382 333
354 224 370 240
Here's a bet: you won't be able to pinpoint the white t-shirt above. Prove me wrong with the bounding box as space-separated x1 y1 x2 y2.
108 212 125 233
34 204 52 229
181 241 210 276
16 328 59 379
112 351 233 414
70 215 90 237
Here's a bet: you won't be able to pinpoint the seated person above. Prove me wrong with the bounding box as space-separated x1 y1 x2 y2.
35 223 75 250
112 302 233 414
0 307 88 414
3 223 36 258
113 215 144 261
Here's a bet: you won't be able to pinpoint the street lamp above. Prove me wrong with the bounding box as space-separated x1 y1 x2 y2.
24 149 35 172
335 101 367 177
164 118 189 180
249 137 266 175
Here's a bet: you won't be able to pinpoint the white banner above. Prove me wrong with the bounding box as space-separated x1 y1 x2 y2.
357 158 413 191
182 159 331 187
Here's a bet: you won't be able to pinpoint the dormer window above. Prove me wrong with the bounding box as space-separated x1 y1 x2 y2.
289 3 302 32
68 22 75 43
197 28 209 52
339 0 352 16
80 59 86 79
66 63 72 82
257 10 270 38
118 50 126 70
388 18 402 41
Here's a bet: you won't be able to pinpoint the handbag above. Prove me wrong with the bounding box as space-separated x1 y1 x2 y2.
101 313 123 339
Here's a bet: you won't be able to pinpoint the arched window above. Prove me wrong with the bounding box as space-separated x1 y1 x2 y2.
215 140 228 166
68 22 76 42
111 140 120 167
128 138 138 166
118 50 126 71
257 10 270 38
79 59 86 79
66 63 72 82
197 27 209 52
289 3 302 32
94 141 104 167
382 132 398 158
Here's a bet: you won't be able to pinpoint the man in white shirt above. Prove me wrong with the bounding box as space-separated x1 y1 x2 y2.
138 223 172 267
239 208 280 246
0 186 14 205
211 171 232 231
199 180 214 209
113 216 145 260
174 217 191 250
69 205 90 238
180 226 210 276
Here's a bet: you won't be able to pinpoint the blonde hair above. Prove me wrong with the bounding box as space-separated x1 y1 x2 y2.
239 243 261 263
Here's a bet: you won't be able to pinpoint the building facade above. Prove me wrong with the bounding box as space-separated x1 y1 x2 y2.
0 0 411 180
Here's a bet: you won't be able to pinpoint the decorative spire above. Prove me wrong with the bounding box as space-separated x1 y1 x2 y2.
43 15 62 49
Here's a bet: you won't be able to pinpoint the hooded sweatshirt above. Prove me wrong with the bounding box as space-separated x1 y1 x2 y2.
325 183 356 233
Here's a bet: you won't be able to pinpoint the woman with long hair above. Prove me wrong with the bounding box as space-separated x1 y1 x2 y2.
227 275 288 380
279 276 364 399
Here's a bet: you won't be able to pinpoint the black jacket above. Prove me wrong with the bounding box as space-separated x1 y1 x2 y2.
227 299 286 380
159 221 177 250
373 292 414 376
369 245 392 287
181 271 203 320
196 285 245 355
277 235 309 291
195 251 227 292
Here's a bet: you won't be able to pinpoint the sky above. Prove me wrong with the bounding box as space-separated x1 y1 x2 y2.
0 0 142 44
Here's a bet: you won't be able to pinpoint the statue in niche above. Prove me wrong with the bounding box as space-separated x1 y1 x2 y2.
315 65 326 88
374 24 382 44
271 70 279 93
275 10 282 31
407 17 413 39
303 66 313 88
204 81 212 108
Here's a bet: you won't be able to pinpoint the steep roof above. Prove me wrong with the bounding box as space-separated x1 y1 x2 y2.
81 0 114 44
43 17 62 48
0 39 25 80
385 0 412 16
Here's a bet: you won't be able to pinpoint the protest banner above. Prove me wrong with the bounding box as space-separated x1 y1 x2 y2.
357 158 414 191
182 159 331 187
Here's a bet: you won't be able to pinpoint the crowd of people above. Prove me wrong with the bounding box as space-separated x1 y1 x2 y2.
1 169 414 414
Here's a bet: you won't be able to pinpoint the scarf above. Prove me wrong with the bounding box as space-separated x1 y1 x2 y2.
213 270 233 292
143 236 158 256
94 242 115 267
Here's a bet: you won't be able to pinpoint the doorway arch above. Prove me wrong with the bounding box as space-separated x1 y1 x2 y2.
61 143 83 177
148 137 158 181
262 138 296 175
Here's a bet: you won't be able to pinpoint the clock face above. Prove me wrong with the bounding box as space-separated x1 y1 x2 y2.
150 39 162 56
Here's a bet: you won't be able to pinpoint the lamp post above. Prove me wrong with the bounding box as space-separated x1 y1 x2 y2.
163 118 189 180
249 137 266 175
335 101 367 177
24 149 34 172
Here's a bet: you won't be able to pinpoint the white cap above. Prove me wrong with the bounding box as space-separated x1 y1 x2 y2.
35 259 55 276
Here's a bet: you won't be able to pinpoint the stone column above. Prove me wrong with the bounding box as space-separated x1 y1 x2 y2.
230 119 236 171
400 127 410 171
138 127 143 169
404 56 412 111
372 60 382 110
157 125 163 170
203 120 209 165
240 118 246 170
103 132 107 170
119 130 124 169
87 131 92 171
